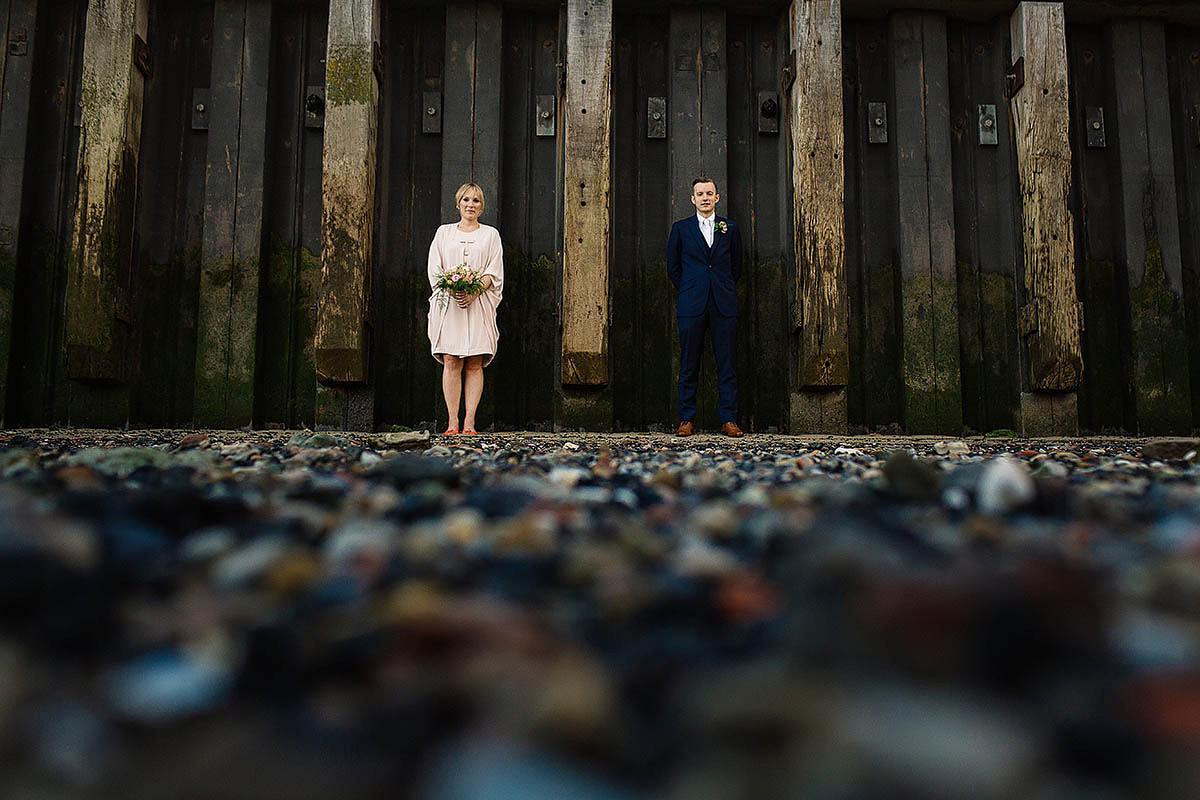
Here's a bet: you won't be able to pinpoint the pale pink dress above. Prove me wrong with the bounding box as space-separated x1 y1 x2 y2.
426 222 505 366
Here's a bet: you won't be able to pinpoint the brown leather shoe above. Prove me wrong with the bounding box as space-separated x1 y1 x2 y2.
720 421 745 438
675 420 694 436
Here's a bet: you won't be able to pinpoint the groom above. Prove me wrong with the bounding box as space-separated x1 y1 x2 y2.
666 177 744 437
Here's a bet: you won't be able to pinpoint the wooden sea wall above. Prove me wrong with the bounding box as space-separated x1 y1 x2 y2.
0 0 1198 434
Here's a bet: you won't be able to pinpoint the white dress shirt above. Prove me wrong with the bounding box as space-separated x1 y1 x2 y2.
697 213 715 247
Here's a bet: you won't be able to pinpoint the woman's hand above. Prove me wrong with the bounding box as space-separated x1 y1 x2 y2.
453 290 476 309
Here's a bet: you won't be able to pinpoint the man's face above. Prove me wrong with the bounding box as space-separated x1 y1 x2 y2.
690 182 719 216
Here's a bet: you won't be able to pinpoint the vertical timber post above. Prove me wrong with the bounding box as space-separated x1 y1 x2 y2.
63 0 150 424
788 0 848 433
195 0 272 428
1108 19 1191 434
316 0 381 430
0 0 38 424
558 0 612 429
889 12 962 434
1009 2 1083 436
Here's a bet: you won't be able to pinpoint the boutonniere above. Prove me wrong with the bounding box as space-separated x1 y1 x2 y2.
716 221 728 235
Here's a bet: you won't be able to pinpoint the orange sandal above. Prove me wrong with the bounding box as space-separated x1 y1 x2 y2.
461 429 478 435
442 428 460 436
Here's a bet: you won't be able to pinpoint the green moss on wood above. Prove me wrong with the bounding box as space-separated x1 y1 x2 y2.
555 387 612 431
1130 236 1192 434
194 254 259 427
315 384 345 430
0 245 15 422
901 271 963 434
325 43 375 106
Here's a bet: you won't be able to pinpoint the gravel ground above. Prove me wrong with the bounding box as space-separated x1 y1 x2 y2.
2 427 1200 799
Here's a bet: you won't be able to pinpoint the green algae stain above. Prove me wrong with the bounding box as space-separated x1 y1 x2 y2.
325 44 375 106
1129 237 1191 434
901 271 962 434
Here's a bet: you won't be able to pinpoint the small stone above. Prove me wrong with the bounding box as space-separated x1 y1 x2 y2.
883 451 940 502
934 440 970 457
1142 438 1200 462
178 432 210 450
976 457 1035 514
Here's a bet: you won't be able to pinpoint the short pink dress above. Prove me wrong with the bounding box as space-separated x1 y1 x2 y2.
426 222 505 366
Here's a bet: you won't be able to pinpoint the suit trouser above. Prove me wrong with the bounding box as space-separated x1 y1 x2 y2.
677 293 737 424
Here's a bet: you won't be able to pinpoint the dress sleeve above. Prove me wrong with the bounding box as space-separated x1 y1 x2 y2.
482 227 504 300
427 226 443 290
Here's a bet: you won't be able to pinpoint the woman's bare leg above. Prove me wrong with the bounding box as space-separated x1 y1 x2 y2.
441 356 463 429
462 356 485 431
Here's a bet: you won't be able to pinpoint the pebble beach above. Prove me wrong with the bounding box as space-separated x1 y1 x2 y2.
3 428 1200 798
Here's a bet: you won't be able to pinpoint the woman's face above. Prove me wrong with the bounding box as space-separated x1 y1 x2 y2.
458 191 483 222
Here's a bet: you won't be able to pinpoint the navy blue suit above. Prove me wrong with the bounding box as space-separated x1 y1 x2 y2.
667 214 743 424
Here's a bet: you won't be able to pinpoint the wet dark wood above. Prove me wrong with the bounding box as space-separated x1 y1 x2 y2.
844 19 902 431
256 1 326 428
611 13 672 431
373 5 443 431
1166 25 1200 428
1068 23 1129 433
890 11 962 434
0 0 38 423
948 18 1021 434
130 1 213 426
1109 18 1191 434
195 0 270 427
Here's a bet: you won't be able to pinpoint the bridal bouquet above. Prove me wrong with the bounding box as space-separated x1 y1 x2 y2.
433 264 485 310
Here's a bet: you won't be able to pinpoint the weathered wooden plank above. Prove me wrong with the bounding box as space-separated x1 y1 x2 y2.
1109 18 1191 434
258 3 323 428
699 8 728 195
890 11 962 433
844 20 901 430
789 0 848 433
1009 2 1082 435
1167 26 1200 426
1068 24 1126 432
561 0 611 388
130 0 212 425
64 0 149 385
0 0 38 423
949 19 1021 435
195 0 271 427
315 0 379 393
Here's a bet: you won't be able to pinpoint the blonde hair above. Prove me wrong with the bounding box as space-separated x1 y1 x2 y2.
454 182 486 214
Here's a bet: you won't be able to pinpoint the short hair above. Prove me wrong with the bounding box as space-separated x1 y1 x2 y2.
454 182 486 212
691 176 718 193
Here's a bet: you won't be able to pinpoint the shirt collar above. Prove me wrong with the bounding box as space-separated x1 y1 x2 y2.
696 212 715 227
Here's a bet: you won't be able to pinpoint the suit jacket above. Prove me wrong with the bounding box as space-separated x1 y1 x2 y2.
667 214 743 317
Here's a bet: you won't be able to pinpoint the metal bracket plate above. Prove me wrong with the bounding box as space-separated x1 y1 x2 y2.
422 91 441 134
978 104 998 146
134 33 152 79
1085 106 1106 148
8 27 27 56
868 102 887 145
1005 56 1024 100
304 86 325 129
647 96 666 139
535 95 555 137
191 88 210 130
758 91 779 135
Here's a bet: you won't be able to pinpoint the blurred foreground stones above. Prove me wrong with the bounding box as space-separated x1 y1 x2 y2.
2 429 1200 798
